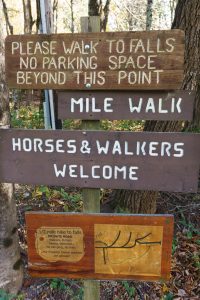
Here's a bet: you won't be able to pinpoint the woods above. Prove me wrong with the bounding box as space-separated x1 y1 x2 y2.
0 25 23 293
0 0 199 299
110 0 200 214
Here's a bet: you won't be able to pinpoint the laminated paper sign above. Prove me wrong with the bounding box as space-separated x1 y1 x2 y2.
35 227 84 263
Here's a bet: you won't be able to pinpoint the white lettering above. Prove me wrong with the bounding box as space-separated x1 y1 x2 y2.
12 138 21 151
67 140 76 153
104 98 113 112
69 165 77 177
129 98 142 113
112 141 122 155
34 138 44 152
71 98 83 113
23 138 32 152
45 139 54 152
174 143 184 157
56 140 64 152
12 42 19 54
145 98 156 113
166 38 175 53
54 164 66 177
158 98 168 113
161 142 172 156
91 166 100 178
114 166 126 179
149 142 159 156
129 166 139 180
102 165 112 179
96 140 109 154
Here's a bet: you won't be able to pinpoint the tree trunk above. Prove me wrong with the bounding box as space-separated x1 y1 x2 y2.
146 0 153 30
110 0 200 214
36 0 41 33
88 0 100 16
70 0 75 33
0 30 23 294
1 0 13 35
173 0 200 129
101 0 111 31
53 0 58 33
22 0 34 107
169 0 178 24
22 0 33 34
88 0 111 31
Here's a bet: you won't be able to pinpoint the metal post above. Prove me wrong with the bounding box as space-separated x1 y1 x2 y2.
39 0 55 130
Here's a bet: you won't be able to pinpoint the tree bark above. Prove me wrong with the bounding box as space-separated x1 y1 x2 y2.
169 0 178 24
1 0 13 35
70 0 75 33
36 0 41 32
88 0 111 31
0 30 23 294
101 0 111 31
110 0 200 213
146 0 153 30
22 0 34 34
173 0 200 129
88 0 100 16
53 0 58 33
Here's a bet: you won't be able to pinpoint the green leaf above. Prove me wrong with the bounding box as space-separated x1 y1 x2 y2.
164 292 174 300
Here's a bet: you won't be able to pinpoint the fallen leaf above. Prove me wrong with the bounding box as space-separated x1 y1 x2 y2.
177 289 187 296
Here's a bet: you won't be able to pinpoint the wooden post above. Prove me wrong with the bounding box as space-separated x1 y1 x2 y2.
81 16 101 300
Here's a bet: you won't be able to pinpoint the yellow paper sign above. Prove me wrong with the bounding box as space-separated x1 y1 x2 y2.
35 226 84 262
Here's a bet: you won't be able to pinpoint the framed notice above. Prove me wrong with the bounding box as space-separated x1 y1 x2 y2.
26 213 174 281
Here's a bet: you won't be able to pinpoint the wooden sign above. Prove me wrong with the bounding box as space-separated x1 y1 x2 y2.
5 30 184 90
57 90 195 121
26 212 174 281
0 128 199 192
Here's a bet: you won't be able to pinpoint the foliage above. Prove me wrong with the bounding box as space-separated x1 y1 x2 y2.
172 238 177 255
101 119 144 131
0 0 177 37
0 289 15 300
62 119 81 129
62 119 144 131
163 292 174 300
179 213 200 239
122 281 135 297
50 278 68 291
185 126 200 133
10 105 44 129
50 279 83 299
32 186 83 212
192 254 200 269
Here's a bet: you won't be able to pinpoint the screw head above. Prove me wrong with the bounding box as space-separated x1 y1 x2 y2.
86 83 91 88
85 44 90 49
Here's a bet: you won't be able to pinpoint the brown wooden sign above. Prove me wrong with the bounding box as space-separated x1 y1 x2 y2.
26 212 174 281
5 30 184 90
0 129 199 192
57 90 195 121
